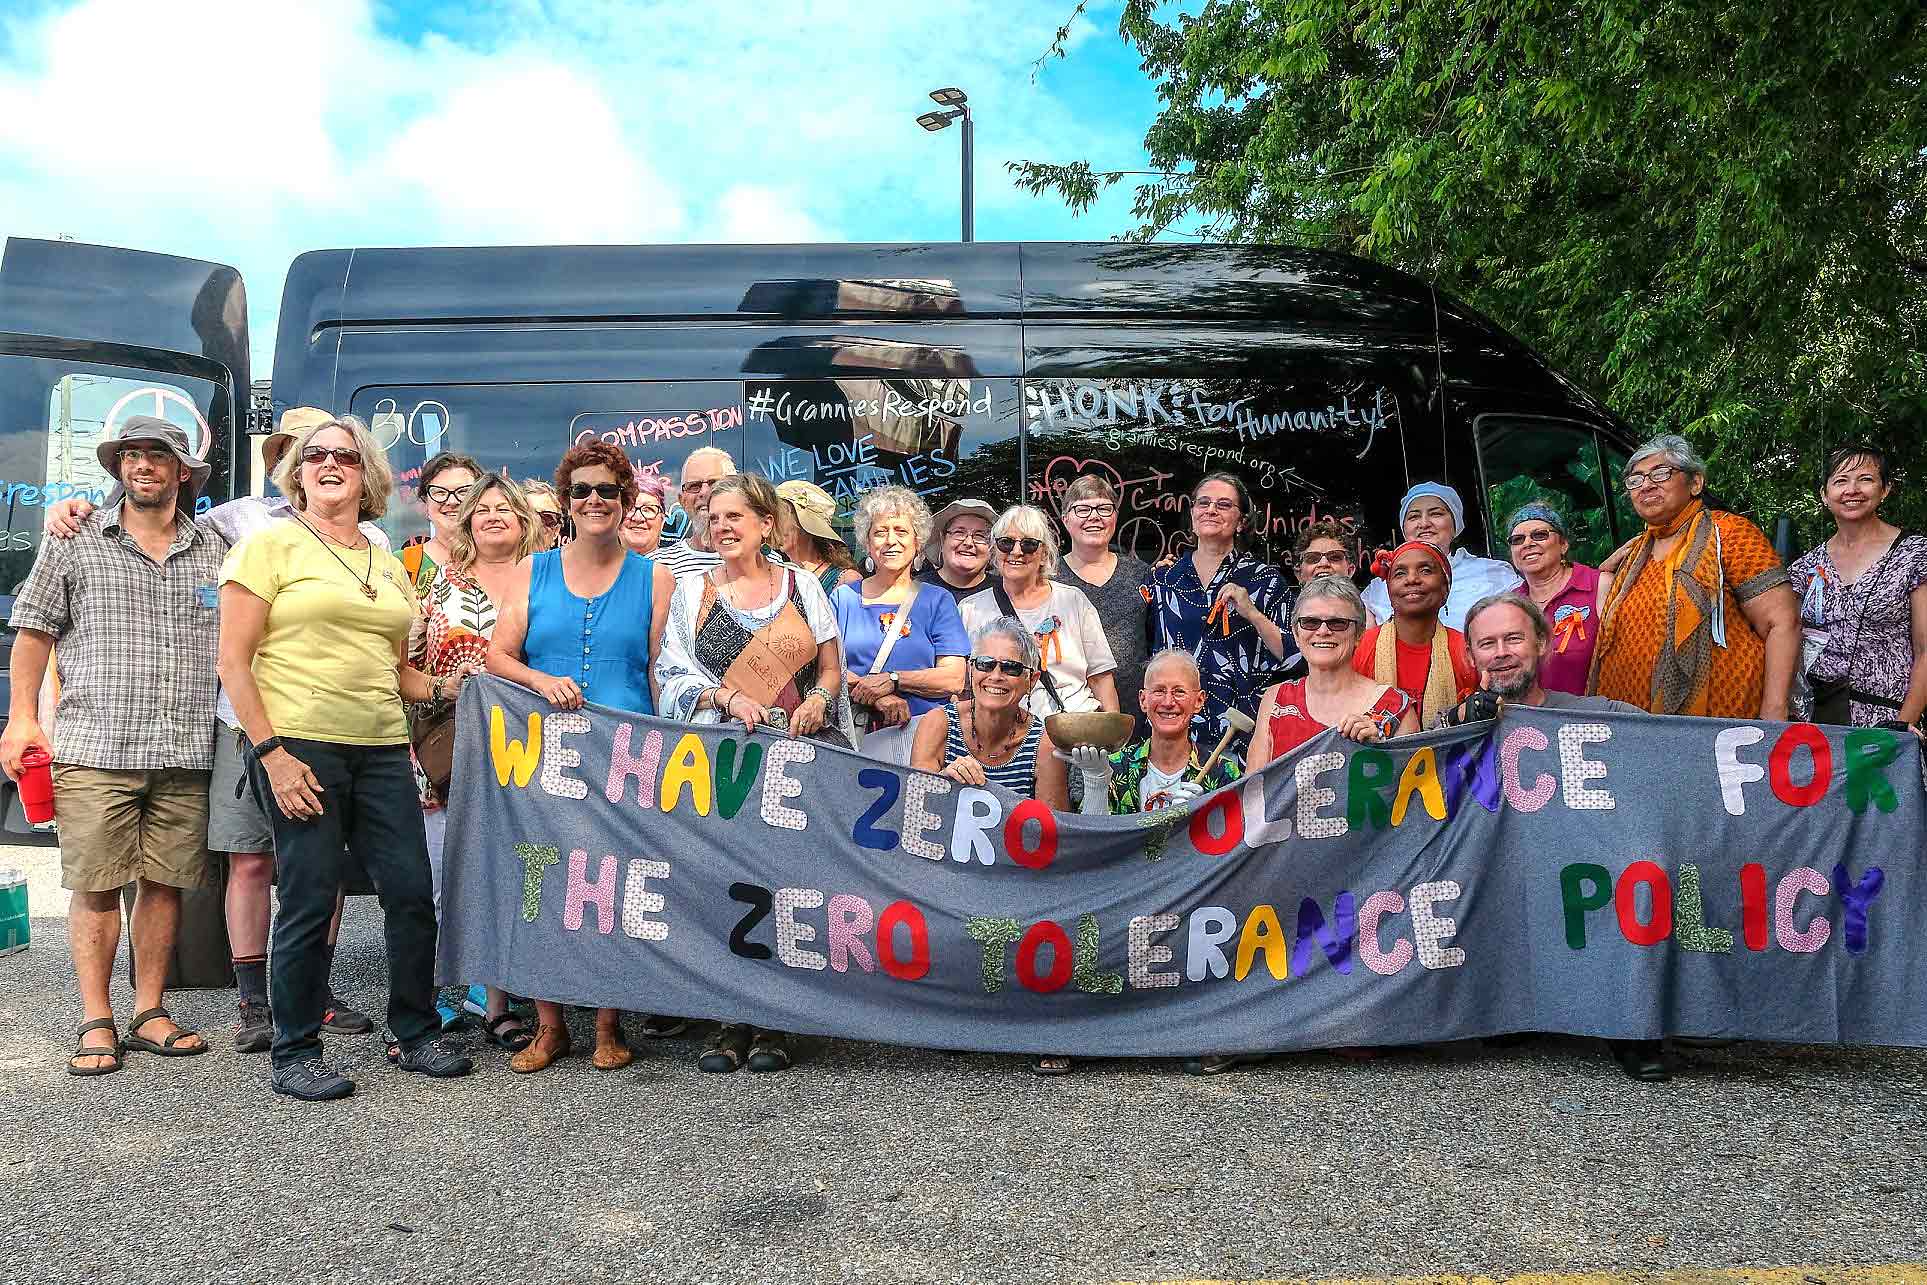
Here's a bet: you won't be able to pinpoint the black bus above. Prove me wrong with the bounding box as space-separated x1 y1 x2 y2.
0 235 1640 832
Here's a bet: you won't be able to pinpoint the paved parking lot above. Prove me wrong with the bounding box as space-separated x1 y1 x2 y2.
3 847 1925 1284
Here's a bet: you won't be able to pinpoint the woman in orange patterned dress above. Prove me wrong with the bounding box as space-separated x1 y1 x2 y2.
1590 435 1799 720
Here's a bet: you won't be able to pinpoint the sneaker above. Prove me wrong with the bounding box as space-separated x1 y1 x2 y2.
272 1059 355 1101
234 999 272 1055
460 985 490 1020
321 998 374 1036
393 1037 474 1079
638 1013 689 1039
435 1000 462 1030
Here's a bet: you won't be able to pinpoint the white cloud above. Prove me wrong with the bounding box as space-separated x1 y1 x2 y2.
0 0 1158 369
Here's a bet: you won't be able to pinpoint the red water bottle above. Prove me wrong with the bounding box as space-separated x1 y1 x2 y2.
16 745 54 825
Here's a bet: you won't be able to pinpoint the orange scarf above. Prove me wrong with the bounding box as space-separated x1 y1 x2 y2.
1592 498 1729 715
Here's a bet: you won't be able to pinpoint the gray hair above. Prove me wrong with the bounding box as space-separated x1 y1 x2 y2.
271 414 393 521
989 504 1061 577
853 485 932 555
1292 573 1367 627
971 615 1043 672
1627 433 1706 479
1142 647 1202 687
1463 591 1550 645
679 446 736 487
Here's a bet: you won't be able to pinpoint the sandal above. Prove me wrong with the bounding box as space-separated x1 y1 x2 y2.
485 1012 533 1053
697 1023 752 1073
68 1018 124 1077
592 1020 635 1071
746 1030 792 1073
123 1007 207 1057
1182 1053 1265 1076
1030 1054 1074 1076
508 1023 571 1073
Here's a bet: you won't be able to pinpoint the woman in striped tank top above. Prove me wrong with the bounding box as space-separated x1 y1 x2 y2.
912 616 1069 804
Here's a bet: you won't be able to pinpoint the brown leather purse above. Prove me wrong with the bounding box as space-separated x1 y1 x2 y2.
409 699 459 802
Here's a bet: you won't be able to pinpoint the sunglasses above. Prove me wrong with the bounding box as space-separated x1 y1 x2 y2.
994 537 1043 555
568 482 624 501
969 656 1033 677
1294 615 1358 634
1508 528 1558 547
1298 549 1352 567
301 445 363 468
423 484 471 506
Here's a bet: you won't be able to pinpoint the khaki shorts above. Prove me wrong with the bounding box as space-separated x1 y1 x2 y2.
52 764 213 893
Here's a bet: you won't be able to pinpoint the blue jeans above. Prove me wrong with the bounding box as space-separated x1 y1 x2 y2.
248 739 437 1067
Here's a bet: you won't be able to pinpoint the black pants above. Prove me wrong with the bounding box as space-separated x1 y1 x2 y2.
248 738 437 1067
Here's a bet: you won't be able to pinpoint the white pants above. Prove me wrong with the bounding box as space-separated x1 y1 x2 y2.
423 807 447 919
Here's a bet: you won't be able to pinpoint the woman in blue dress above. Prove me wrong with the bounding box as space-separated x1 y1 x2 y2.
487 440 673 1074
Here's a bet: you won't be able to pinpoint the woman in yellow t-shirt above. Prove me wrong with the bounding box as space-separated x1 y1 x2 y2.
217 415 474 1103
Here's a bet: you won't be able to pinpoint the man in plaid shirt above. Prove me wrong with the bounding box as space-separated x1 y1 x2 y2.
1 416 226 1076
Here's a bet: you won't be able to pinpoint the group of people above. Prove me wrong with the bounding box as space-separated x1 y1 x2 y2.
7 402 1918 1096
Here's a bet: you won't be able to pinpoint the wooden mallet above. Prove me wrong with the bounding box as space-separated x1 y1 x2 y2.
1192 706 1256 784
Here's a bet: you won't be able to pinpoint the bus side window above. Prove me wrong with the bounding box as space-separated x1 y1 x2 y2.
1475 416 1618 568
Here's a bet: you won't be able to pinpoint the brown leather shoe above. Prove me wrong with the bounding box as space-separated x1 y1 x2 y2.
509 1024 570 1073
591 1022 634 1071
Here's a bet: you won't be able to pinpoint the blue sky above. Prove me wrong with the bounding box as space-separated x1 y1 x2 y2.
0 0 1176 369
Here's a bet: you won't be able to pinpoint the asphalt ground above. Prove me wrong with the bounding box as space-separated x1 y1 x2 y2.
4 851 1925 1284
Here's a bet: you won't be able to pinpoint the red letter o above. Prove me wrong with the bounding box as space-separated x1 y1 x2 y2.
1005 799 1058 869
1187 787 1245 857
1768 724 1832 807
877 900 930 981
1614 860 1674 946
1015 920 1074 992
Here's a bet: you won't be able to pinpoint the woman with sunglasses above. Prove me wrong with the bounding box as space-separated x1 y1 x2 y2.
1292 520 1374 626
487 441 674 1074
522 480 565 551
620 471 674 557
1055 475 1154 731
1352 541 1478 729
218 417 472 1100
1505 502 1609 696
656 472 853 1074
1250 576 1418 766
409 474 540 1049
398 452 484 599
960 506 1119 720
1147 472 1293 756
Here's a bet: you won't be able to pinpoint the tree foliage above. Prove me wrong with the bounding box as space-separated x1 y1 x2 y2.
1013 1 1926 542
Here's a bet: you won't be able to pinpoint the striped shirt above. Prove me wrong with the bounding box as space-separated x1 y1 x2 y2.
941 702 1043 798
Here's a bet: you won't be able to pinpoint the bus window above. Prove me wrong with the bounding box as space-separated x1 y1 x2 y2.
1475 416 1618 567
0 360 222 593
1599 436 1638 548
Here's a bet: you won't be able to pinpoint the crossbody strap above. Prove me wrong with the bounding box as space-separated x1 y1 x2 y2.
866 583 921 676
990 581 1068 713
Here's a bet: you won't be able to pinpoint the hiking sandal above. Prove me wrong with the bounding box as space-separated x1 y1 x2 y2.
697 1023 752 1073
1030 1054 1074 1076
746 1030 792 1073
485 1012 533 1052
123 1007 207 1057
68 1018 124 1076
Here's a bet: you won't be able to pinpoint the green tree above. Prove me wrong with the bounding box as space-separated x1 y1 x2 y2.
1014 1 1926 545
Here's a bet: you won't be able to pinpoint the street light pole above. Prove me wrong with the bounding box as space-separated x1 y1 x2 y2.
918 88 974 244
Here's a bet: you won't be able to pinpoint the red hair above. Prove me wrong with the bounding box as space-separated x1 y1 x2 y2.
554 441 637 509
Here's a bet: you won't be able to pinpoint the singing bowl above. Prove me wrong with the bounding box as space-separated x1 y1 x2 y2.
1045 710 1136 752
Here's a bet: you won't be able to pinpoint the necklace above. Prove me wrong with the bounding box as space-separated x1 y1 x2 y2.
1527 564 1573 607
297 517 376 601
964 702 1027 765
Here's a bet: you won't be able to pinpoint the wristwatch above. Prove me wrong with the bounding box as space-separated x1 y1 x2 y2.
251 736 285 758
888 671 902 693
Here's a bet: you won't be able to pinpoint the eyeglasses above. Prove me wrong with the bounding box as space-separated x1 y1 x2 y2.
116 446 178 467
994 536 1043 555
1193 497 1241 513
1297 549 1351 567
1067 503 1116 522
947 529 990 548
1294 615 1359 634
969 656 1033 677
629 504 664 521
1623 464 1680 492
301 446 363 469
681 478 719 496
536 511 563 529
569 482 624 501
1508 528 1559 547
423 484 471 506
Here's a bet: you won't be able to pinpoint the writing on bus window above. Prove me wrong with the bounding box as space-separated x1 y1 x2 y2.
571 405 745 449
1026 379 1395 459
759 437 958 510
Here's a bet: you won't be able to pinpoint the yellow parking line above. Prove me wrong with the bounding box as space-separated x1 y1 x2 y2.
1129 1268 1927 1285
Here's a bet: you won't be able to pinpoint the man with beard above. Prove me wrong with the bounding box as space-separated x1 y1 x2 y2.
1448 591 1667 1085
654 446 738 579
2 417 227 1076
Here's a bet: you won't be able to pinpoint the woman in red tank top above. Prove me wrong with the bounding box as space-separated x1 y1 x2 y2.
1249 575 1419 766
